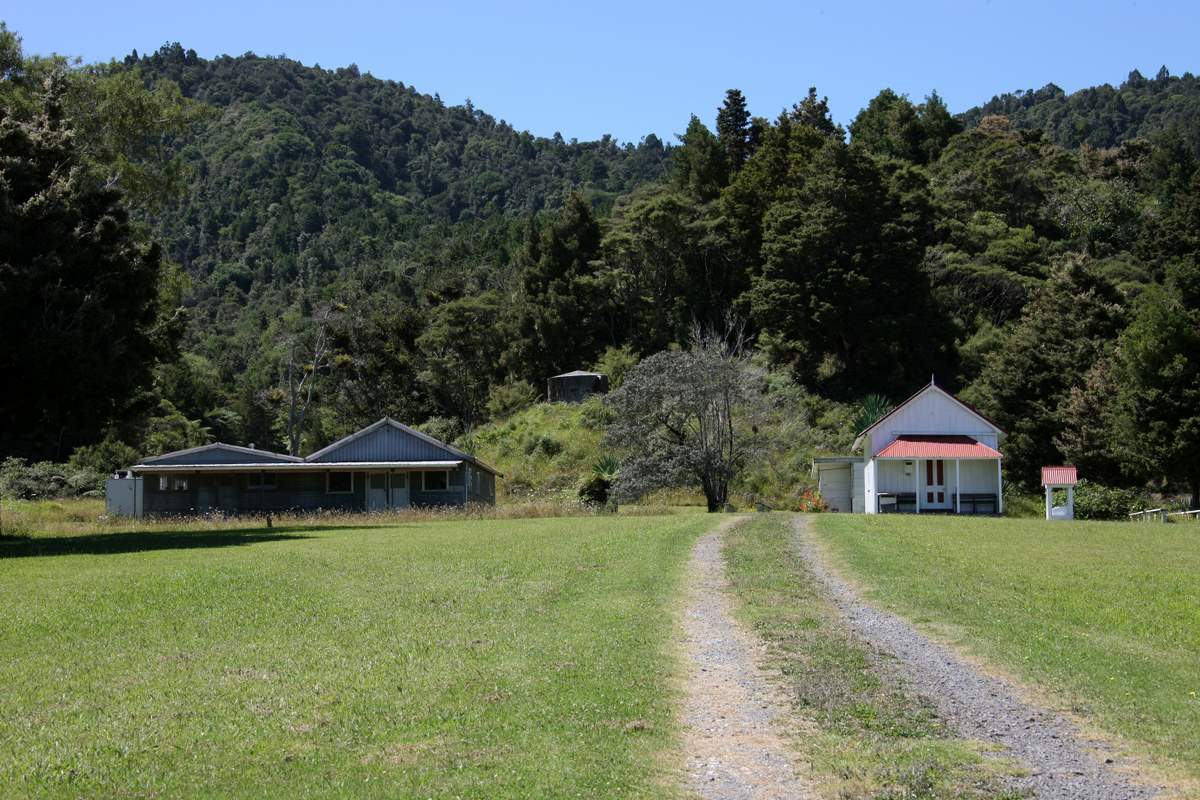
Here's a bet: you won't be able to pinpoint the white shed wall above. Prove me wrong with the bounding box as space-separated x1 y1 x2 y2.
867 387 999 457
851 462 865 513
817 465 852 512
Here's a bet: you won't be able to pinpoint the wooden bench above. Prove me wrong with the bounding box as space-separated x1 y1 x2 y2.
877 492 917 513
877 493 998 514
954 493 998 515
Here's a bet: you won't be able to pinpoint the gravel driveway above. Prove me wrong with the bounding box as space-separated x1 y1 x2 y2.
791 515 1161 800
680 519 816 799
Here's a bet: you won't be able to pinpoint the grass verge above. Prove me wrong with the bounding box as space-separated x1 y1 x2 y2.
723 514 1021 799
0 514 711 798
813 513 1200 790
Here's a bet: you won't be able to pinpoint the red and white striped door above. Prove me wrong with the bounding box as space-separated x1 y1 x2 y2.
924 459 950 509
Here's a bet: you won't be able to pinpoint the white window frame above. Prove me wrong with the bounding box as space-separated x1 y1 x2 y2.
172 476 190 492
326 471 354 494
158 476 169 491
421 470 449 492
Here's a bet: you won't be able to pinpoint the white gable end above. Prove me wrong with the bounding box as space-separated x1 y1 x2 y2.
865 386 999 457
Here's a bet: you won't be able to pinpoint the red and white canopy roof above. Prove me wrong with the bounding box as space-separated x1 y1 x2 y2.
1041 466 1078 486
875 435 1002 460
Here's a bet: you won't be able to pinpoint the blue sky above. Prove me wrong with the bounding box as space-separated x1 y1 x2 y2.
6 1 1199 144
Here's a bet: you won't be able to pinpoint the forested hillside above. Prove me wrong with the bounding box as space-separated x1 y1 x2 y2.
961 67 1200 154
3 23 1199 508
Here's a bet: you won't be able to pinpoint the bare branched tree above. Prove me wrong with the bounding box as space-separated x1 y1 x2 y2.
604 316 765 511
278 303 339 456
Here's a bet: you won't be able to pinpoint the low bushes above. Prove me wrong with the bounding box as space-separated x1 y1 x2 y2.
0 457 104 500
1073 479 1149 520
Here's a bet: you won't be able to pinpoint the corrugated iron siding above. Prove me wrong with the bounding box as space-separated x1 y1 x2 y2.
310 425 455 463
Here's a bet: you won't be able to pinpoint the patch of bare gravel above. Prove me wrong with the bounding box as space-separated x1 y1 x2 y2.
791 515 1162 800
680 518 816 800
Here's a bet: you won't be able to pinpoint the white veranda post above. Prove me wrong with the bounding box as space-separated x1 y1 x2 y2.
996 460 1004 515
955 459 961 514
914 460 921 514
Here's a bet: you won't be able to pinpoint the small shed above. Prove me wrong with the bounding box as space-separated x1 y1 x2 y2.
812 456 865 513
547 370 609 403
1042 466 1078 521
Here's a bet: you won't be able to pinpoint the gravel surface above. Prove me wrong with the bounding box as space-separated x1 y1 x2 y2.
680 520 816 800
791 515 1161 800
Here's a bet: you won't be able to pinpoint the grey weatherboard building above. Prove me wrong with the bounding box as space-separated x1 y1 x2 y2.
106 418 499 517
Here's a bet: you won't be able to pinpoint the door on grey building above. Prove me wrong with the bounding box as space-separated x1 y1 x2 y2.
217 480 238 513
197 485 216 512
367 472 388 511
390 472 410 509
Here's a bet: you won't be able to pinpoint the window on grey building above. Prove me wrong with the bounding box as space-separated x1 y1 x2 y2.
422 471 448 491
247 473 276 491
326 471 353 494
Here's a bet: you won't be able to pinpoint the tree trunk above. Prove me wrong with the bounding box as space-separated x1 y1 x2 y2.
702 472 727 512
1191 477 1199 513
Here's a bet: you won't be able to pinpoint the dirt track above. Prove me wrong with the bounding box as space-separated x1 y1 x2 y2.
679 519 815 800
791 515 1160 800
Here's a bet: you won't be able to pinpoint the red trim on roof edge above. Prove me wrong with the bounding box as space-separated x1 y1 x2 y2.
876 435 1002 459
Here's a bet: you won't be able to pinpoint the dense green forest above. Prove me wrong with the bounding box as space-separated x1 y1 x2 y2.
2 22 1199 506
961 67 1200 154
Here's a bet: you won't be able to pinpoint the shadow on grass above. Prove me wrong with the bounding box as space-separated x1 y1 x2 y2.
0 526 335 558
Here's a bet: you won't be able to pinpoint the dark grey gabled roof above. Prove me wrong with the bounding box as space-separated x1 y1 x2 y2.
304 417 500 475
138 442 302 466
131 418 500 476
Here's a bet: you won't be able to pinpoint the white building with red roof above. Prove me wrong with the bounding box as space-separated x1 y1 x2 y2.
813 379 1004 515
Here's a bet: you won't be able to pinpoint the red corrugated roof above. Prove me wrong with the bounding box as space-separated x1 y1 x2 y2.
1041 466 1078 486
876 435 1002 459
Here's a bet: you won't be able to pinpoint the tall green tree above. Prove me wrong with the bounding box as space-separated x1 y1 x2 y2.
743 138 949 396
417 291 506 428
601 190 742 352
505 194 609 384
0 80 176 458
716 89 752 171
966 256 1126 488
1109 259 1200 508
850 89 961 164
672 115 728 201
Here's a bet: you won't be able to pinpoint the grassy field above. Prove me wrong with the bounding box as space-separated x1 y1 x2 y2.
723 514 1019 799
0 514 712 798
813 513 1200 787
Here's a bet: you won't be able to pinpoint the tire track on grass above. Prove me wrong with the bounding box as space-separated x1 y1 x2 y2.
680 517 816 800
791 515 1160 800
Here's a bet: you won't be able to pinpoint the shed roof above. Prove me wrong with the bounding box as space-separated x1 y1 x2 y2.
550 370 605 379
1041 466 1078 486
875 435 1002 460
139 442 302 465
303 417 499 475
130 417 500 476
133 460 463 474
